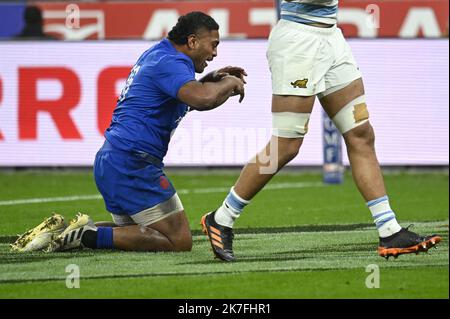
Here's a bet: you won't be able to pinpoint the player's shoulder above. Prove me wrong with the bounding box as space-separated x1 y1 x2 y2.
143 39 189 62
159 52 192 65
142 46 191 70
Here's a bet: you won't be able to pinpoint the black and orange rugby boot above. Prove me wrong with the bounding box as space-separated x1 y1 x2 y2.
200 211 235 262
378 225 441 260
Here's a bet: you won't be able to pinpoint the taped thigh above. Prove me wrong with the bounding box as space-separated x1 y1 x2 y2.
332 95 369 134
111 214 136 227
130 193 184 226
272 112 311 138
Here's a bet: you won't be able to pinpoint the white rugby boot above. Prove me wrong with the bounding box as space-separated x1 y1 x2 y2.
11 213 67 252
46 213 97 252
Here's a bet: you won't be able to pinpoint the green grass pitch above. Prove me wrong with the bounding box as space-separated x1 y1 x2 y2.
0 169 448 298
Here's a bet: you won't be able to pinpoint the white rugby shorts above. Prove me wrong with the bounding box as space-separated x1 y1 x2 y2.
267 19 362 96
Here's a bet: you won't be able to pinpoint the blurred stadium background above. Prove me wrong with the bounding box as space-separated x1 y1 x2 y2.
0 0 448 167
0 0 448 300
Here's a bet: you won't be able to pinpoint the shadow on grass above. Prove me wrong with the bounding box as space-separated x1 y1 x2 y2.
0 249 106 265
180 242 377 266
190 223 375 236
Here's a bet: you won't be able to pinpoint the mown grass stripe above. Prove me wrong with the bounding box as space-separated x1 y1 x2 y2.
0 221 447 292
1 263 447 285
0 182 324 206
0 223 378 243
2 221 447 243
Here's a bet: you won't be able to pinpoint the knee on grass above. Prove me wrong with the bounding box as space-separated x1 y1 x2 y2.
171 232 193 252
173 240 192 252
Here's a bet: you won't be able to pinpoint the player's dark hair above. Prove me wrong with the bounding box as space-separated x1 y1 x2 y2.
24 6 43 25
168 11 219 45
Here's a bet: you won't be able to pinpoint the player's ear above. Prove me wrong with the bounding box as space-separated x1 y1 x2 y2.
186 34 198 50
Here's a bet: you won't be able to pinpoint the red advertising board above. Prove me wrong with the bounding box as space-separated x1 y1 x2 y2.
36 1 449 40
0 40 448 166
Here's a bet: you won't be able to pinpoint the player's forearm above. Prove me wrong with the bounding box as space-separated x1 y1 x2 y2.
193 78 237 111
198 71 217 83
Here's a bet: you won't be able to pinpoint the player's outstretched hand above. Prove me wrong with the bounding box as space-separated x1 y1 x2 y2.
225 75 245 103
215 66 248 84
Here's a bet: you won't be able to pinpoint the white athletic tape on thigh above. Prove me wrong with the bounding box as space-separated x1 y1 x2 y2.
272 112 311 138
332 95 369 134
131 193 184 226
111 214 136 227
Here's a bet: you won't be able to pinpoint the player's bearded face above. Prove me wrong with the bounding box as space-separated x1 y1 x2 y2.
191 29 219 73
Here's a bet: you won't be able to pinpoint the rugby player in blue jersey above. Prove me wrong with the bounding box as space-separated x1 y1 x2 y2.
12 12 247 253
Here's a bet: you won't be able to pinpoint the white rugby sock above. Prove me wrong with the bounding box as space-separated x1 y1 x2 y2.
367 195 402 238
214 187 250 228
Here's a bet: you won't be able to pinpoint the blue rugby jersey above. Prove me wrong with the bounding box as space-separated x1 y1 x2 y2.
280 0 338 25
104 38 194 162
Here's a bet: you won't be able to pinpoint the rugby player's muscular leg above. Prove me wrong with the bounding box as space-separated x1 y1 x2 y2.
320 78 386 201
112 211 192 252
233 95 315 200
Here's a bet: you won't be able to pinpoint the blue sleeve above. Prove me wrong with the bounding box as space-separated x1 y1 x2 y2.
151 56 195 99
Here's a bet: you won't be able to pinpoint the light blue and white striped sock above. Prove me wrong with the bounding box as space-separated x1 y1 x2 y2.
214 187 250 228
367 195 402 238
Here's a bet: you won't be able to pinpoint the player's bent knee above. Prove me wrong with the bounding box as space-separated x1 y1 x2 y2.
166 210 192 252
167 223 192 251
332 95 369 134
279 137 301 160
344 122 376 150
347 121 374 139
172 231 192 252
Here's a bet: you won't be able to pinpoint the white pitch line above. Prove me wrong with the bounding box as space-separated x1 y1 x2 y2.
0 195 103 206
179 182 324 195
0 182 324 206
